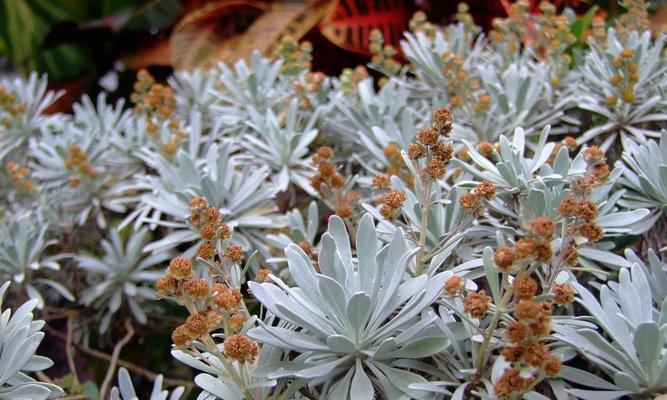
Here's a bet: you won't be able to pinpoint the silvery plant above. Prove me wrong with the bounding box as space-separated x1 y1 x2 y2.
248 214 449 399
76 227 169 332
128 141 284 255
110 367 184 400
575 29 667 149
554 251 667 399
0 281 64 399
0 73 63 163
1 2 667 399
618 131 667 237
0 212 72 307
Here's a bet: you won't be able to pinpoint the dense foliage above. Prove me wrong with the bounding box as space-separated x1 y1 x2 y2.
1 1 666 399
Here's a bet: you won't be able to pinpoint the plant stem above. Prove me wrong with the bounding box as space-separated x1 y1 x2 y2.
415 178 433 275
474 274 512 372
99 318 135 400
65 315 80 389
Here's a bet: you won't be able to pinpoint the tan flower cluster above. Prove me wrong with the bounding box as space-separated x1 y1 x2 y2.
6 161 36 192
494 276 561 398
492 216 556 272
339 66 369 95
159 256 251 349
187 197 232 263
407 107 455 183
606 47 640 106
440 50 484 109
459 180 497 218
379 189 407 220
488 0 529 54
369 29 400 79
311 146 359 219
409 11 437 40
444 275 465 297
0 85 26 129
614 0 650 43
463 290 491 319
278 36 312 76
534 1 576 84
224 334 259 362
64 144 99 188
292 71 325 109
130 69 186 155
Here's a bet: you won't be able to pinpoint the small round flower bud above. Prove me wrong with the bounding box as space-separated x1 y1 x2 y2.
198 241 217 260
407 143 425 160
552 283 575 306
256 268 272 282
382 189 406 208
432 142 453 161
477 141 494 157
513 276 537 300
424 159 446 179
578 223 603 242
168 257 194 280
416 128 438 146
155 277 178 296
515 299 542 322
474 181 496 200
575 200 598 222
171 325 192 347
530 217 556 239
317 146 333 159
224 334 258 362
188 196 208 210
213 289 242 311
371 174 391 189
200 223 218 240
494 246 516 271
229 313 246 331
463 290 491 319
534 243 553 262
544 355 562 377
225 246 244 264
184 314 209 337
383 143 400 158
444 275 465 296
336 204 353 218
204 207 220 222
506 321 527 343
318 161 336 177
330 174 345 188
558 196 577 216
184 279 210 299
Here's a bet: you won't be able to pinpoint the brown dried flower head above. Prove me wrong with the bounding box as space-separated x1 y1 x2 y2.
372 174 391 189
229 313 246 331
494 246 516 271
416 127 439 146
156 277 178 296
198 241 217 260
475 181 496 200
183 279 210 299
432 142 453 161
171 325 192 347
423 159 446 179
464 290 491 319
167 257 194 280
382 189 407 209
530 217 556 239
552 283 575 306
224 334 259 362
407 143 425 160
513 276 538 300
444 275 465 296
225 245 245 264
184 314 209 337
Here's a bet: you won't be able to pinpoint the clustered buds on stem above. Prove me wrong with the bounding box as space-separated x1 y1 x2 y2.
408 107 455 183
131 69 186 155
64 144 98 188
310 146 359 218
6 161 36 192
460 181 497 218
157 196 258 364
